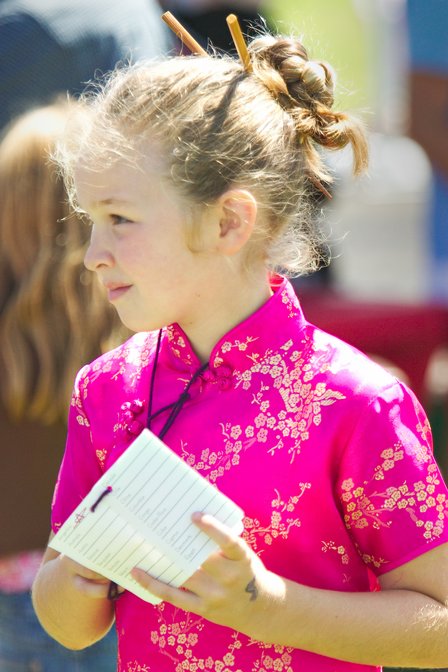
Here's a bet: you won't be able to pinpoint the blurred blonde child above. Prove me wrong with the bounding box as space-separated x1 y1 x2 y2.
0 101 124 670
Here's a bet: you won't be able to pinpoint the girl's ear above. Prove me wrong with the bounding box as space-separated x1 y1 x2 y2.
215 189 258 255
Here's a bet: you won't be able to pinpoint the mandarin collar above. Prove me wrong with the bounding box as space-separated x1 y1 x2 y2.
162 276 307 379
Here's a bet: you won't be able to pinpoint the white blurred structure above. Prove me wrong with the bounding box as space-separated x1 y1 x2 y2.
323 0 432 303
353 0 409 135
325 133 432 303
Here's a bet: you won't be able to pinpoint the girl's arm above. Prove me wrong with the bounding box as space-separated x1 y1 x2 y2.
32 536 116 650
133 513 448 669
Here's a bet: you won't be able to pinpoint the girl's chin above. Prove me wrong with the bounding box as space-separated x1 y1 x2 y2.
118 311 168 334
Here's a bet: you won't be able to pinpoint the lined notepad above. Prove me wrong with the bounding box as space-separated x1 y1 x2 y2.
50 429 244 604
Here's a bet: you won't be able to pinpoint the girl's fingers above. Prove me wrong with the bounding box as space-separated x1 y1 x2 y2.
61 554 109 582
192 513 247 561
73 574 114 599
131 567 200 611
131 515 254 615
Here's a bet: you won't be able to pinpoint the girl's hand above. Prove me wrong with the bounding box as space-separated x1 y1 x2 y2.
131 513 285 639
58 554 124 600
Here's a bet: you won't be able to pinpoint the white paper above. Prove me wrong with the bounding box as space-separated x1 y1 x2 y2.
50 428 244 603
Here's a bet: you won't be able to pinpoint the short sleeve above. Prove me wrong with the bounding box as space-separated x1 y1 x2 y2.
336 382 448 575
51 365 103 533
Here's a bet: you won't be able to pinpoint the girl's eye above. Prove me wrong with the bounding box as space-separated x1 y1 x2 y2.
110 214 132 226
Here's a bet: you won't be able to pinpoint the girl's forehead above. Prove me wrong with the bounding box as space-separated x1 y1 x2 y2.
77 134 167 180
74 161 135 201
74 154 177 210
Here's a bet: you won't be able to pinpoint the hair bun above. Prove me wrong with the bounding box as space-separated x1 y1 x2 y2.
248 36 335 109
248 35 368 179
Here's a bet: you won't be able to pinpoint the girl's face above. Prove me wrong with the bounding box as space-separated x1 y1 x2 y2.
76 154 220 334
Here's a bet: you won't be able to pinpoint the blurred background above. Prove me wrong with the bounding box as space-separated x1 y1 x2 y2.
269 0 430 302
264 0 448 480
0 2 447 670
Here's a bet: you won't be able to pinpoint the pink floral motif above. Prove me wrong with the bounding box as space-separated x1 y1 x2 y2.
148 617 297 672
244 485 311 551
167 325 195 367
96 448 107 468
321 540 350 567
232 342 345 462
179 421 256 483
341 447 448 541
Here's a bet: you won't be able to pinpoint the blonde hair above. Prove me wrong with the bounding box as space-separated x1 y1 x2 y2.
59 34 368 276
0 101 124 424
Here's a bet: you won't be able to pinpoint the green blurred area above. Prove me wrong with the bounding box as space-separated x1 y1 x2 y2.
264 0 370 115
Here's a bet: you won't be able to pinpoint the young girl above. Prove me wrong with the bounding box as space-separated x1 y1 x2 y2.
32 30 448 672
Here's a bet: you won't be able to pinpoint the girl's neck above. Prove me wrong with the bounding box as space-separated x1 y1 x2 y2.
178 270 273 364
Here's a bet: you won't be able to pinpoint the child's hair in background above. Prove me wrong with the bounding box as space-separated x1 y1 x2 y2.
0 101 125 425
58 33 368 278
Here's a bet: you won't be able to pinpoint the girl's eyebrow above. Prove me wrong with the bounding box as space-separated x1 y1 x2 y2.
93 197 131 208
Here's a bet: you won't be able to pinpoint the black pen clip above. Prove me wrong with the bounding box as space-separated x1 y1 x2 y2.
90 486 113 512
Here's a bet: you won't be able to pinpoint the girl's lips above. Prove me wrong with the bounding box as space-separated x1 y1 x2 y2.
107 285 132 302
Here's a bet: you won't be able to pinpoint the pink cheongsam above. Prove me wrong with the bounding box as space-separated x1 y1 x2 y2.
52 277 448 672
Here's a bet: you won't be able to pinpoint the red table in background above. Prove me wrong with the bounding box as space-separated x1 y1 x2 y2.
296 289 448 405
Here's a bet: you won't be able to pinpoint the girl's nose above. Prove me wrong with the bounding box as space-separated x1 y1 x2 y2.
84 227 114 272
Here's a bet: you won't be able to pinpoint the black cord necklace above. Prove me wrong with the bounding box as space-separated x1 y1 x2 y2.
146 328 208 440
105 328 208 601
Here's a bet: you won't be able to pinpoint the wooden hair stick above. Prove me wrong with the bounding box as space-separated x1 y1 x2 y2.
308 172 333 200
162 11 207 56
226 14 253 72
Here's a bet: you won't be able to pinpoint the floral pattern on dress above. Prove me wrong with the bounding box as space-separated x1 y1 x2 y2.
149 605 217 671
411 393 432 445
250 645 295 672
72 371 91 427
148 607 296 672
356 550 388 571
167 326 195 367
243 485 311 552
213 336 260 369
341 445 447 542
321 540 350 566
180 422 251 484
234 339 345 463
